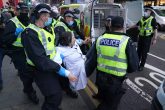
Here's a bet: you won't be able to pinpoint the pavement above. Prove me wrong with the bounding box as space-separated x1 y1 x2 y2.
0 56 90 110
87 31 165 110
0 31 165 110
118 31 165 110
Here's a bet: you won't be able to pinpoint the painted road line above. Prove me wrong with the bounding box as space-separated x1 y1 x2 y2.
128 64 165 103
125 78 153 103
135 77 158 89
86 64 165 107
145 63 165 75
148 53 165 62
159 34 165 40
84 79 99 107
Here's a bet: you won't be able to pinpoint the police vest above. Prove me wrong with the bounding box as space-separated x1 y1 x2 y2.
10 16 26 47
75 19 80 29
55 21 72 32
96 34 129 77
51 19 57 28
26 24 56 66
139 16 153 36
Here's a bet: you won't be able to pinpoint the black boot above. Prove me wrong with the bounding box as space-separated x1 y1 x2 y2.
138 66 144 71
92 93 103 101
66 89 78 99
25 91 39 104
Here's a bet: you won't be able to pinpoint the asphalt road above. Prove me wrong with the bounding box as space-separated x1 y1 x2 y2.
82 31 165 110
118 31 165 110
0 32 164 110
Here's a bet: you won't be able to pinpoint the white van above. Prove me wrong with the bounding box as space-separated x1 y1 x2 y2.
59 1 143 41
145 6 165 31
59 3 127 40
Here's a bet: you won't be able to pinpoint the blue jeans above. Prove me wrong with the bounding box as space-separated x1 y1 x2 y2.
0 48 5 87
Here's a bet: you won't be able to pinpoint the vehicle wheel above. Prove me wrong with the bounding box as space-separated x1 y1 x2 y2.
157 23 161 31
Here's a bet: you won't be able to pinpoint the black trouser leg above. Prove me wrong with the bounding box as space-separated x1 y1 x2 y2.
0 48 5 88
19 69 35 93
137 38 143 66
140 50 148 67
96 73 125 110
34 71 62 110
10 49 34 93
95 72 104 99
59 76 71 92
139 37 152 67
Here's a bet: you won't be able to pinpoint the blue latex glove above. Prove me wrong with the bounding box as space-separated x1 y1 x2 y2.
15 28 24 36
76 38 83 46
58 67 70 77
60 54 64 60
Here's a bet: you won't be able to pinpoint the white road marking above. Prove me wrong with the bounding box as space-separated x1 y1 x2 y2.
149 72 165 84
125 78 153 103
148 53 165 62
126 64 165 104
145 63 165 75
135 77 158 89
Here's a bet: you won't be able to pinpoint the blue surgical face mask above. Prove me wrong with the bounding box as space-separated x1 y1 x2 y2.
68 21 74 26
44 18 52 26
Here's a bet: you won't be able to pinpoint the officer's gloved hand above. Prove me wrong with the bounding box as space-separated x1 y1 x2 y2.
76 38 84 46
58 67 77 82
15 28 24 36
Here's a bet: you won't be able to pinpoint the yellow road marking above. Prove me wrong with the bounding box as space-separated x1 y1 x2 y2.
87 79 98 94
84 79 100 107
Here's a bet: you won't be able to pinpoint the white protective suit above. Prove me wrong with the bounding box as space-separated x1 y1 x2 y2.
54 42 87 90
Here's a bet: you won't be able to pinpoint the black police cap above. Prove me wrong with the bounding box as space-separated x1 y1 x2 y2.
34 4 51 14
64 10 75 18
16 2 28 10
111 16 124 28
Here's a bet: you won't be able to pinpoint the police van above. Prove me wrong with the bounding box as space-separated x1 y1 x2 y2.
59 2 126 42
59 0 143 42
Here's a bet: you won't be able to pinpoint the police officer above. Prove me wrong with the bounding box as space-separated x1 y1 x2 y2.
44 9 79 98
21 4 76 110
136 9 157 71
104 16 114 32
50 8 59 28
1 2 39 103
55 10 90 52
92 15 114 99
86 16 139 110
54 10 90 98
0 8 13 88
1 8 13 24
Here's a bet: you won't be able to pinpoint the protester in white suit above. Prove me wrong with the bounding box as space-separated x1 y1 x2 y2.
54 31 87 90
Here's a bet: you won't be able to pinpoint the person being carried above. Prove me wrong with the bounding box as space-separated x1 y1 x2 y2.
54 31 87 91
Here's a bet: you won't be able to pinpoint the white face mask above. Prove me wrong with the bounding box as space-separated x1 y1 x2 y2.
144 12 149 18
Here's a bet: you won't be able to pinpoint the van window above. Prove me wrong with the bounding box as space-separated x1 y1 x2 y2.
154 9 165 17
93 8 125 28
94 10 105 28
